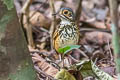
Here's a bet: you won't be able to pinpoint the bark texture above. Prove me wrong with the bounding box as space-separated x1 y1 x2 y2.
0 0 36 80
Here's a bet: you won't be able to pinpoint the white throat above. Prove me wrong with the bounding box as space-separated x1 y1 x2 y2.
60 19 71 25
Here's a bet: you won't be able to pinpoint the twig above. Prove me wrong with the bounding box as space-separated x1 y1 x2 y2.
79 28 111 33
45 58 61 70
108 0 118 27
21 0 35 48
75 0 83 25
36 0 48 11
68 55 79 63
28 0 49 19
76 49 89 59
40 27 50 33
34 65 55 80
49 0 56 49
107 39 113 61
21 0 33 14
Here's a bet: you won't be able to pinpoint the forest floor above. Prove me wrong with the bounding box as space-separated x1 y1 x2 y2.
14 0 118 80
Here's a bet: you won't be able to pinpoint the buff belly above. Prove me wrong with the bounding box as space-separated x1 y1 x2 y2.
55 32 79 52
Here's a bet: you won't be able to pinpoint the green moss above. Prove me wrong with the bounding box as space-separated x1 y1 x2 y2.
0 11 14 54
8 59 36 80
1 0 14 10
0 11 14 32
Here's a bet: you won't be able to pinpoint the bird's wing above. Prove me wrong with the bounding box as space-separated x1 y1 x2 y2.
52 25 60 50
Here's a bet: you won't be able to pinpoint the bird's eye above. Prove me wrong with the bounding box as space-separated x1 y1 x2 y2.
64 11 68 14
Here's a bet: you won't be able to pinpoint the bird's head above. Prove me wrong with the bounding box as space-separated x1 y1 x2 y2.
57 8 75 21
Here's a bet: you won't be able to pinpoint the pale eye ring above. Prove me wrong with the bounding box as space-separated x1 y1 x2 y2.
69 13 72 17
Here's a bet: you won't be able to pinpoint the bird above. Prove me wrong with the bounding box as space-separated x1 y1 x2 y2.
52 8 80 66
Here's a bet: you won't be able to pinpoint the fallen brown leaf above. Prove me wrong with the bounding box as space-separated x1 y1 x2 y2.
32 53 58 77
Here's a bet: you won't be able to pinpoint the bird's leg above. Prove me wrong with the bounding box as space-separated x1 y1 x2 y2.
62 56 64 68
59 54 62 61
67 56 72 66
61 54 65 68
59 54 64 68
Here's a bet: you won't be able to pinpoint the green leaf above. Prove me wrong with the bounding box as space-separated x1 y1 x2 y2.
58 45 80 55
76 60 113 80
91 61 113 80
55 69 76 80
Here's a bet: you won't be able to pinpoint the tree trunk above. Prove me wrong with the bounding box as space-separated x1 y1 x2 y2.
0 0 36 80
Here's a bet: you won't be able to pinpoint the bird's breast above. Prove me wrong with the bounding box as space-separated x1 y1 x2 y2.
57 24 79 48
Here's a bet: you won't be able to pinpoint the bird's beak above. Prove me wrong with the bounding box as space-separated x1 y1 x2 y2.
52 10 60 16
52 13 57 16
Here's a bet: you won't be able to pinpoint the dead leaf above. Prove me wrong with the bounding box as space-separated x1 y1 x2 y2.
23 11 51 30
81 31 112 45
32 53 58 77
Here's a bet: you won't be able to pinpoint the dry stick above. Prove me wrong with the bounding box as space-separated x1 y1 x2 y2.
28 0 48 20
77 49 89 59
34 65 55 80
21 0 35 48
107 39 113 61
36 0 48 11
75 0 83 25
49 0 56 49
108 0 120 79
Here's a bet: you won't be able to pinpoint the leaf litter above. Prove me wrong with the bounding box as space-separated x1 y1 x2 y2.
14 0 118 79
